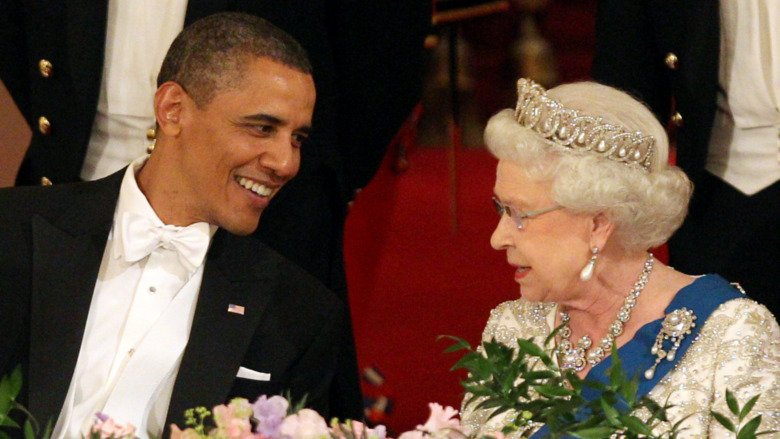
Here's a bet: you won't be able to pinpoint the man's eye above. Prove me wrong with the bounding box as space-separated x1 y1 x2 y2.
292 133 308 148
252 124 274 135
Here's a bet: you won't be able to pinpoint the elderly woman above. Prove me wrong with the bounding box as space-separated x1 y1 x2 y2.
461 79 780 438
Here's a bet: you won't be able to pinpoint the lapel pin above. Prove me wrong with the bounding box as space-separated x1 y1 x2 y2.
228 304 245 315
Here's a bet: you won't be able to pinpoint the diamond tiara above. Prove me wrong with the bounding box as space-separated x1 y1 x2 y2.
513 78 655 170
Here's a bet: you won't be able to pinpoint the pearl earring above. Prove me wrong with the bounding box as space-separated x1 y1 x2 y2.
579 247 599 281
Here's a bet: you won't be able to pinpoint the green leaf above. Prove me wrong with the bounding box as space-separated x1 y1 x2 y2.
438 335 473 353
620 375 639 404
736 416 761 439
726 389 740 416
22 419 34 439
568 427 616 438
2 418 20 430
41 419 53 439
516 338 546 358
0 431 13 439
8 368 22 402
712 411 737 432
619 414 654 436
739 395 760 422
599 398 620 426
534 385 574 398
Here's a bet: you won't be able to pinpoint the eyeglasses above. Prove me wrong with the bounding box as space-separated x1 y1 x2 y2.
492 196 563 229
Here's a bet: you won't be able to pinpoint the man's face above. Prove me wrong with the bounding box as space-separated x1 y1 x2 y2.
175 58 316 235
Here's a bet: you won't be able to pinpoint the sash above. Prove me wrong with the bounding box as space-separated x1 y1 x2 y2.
531 275 743 438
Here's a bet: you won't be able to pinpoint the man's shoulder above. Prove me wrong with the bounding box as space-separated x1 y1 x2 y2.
0 172 123 225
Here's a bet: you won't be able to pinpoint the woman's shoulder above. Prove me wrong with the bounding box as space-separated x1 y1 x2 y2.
705 296 779 336
480 299 556 346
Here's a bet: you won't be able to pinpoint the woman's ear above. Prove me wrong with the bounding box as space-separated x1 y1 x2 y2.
154 81 187 137
590 211 615 249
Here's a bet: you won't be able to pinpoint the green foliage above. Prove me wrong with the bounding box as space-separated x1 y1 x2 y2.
0 366 51 439
443 335 681 439
711 390 777 439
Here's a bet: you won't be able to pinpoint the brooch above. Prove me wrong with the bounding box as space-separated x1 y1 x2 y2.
644 308 696 380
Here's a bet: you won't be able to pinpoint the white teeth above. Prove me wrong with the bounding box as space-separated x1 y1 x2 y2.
237 176 273 197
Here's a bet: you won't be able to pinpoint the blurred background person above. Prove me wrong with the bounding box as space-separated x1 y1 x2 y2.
591 0 780 317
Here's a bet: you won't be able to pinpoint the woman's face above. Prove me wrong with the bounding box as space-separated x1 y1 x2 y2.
491 159 594 303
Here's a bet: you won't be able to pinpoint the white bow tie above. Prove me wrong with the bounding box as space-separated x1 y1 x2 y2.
119 211 211 273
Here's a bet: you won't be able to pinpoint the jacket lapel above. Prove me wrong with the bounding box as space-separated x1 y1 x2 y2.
27 172 123 423
165 232 279 428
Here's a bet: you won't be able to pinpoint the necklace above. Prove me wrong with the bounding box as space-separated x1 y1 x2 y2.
556 253 654 372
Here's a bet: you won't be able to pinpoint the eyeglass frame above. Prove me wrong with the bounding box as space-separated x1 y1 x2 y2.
492 196 564 229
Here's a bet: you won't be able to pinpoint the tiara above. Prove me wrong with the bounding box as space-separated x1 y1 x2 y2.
513 78 655 170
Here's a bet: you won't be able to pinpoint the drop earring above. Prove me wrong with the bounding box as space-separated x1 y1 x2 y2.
579 247 599 281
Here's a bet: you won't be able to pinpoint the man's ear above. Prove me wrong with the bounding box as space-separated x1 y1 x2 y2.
154 81 187 137
590 211 615 249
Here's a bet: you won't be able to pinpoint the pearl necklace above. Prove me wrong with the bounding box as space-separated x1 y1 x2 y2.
556 253 655 372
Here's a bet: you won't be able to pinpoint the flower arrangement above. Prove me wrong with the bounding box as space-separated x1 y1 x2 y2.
165 395 465 439
0 365 464 439
443 334 775 439
1 332 773 439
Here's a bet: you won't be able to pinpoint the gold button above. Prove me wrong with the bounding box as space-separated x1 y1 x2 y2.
40 176 52 186
671 112 683 127
665 53 679 70
38 116 51 135
146 128 156 141
39 59 53 78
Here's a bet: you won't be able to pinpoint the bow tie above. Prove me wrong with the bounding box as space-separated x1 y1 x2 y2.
119 211 212 273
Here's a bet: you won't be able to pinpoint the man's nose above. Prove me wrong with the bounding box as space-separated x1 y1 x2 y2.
260 138 300 180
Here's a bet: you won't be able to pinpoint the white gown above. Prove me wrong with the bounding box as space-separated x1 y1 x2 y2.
460 275 780 438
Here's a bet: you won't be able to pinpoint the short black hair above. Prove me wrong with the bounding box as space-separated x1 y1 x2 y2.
157 12 312 106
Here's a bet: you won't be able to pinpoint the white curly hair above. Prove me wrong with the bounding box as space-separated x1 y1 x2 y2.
485 81 693 252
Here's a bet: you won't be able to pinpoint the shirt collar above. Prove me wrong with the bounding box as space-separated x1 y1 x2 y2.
112 156 218 260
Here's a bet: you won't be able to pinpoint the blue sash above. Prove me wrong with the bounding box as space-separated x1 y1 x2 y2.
531 275 742 438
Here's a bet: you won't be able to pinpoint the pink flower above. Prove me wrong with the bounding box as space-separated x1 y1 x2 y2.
419 403 462 434
212 399 257 439
397 403 465 439
332 420 387 439
397 431 425 439
279 409 329 439
90 415 137 439
169 425 203 439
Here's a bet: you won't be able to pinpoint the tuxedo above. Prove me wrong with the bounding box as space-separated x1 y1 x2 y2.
592 0 780 316
0 170 349 433
0 0 431 418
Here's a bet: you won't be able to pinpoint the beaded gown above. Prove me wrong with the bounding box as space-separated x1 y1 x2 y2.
460 275 780 438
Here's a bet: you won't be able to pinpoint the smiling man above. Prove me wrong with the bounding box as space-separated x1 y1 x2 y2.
0 13 353 439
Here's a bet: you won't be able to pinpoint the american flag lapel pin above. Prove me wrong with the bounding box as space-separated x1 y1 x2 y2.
228 304 245 315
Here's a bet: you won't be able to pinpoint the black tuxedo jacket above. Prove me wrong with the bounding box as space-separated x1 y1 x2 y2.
0 170 349 432
591 0 720 187
0 0 430 419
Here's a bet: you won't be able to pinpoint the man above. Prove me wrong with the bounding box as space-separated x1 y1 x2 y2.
591 0 780 317
0 2 429 417
0 13 351 438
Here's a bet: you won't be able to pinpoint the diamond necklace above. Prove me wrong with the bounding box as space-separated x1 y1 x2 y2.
556 253 655 372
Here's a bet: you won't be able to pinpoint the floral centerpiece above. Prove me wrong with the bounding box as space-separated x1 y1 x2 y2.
0 333 773 439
